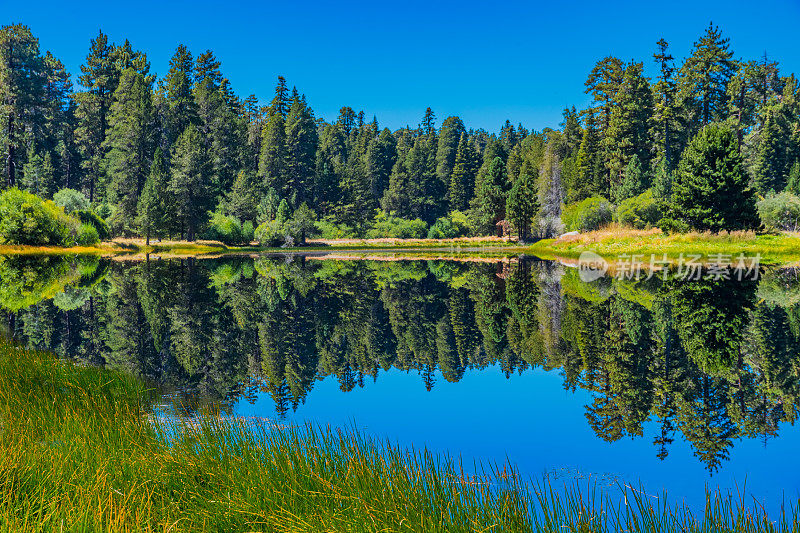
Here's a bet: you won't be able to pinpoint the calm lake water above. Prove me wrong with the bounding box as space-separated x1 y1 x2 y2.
2 253 799 512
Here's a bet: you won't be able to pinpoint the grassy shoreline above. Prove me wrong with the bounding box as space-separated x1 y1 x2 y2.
1 339 797 532
3 230 800 265
525 228 800 265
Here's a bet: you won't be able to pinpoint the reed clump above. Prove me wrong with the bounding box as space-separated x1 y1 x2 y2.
0 340 797 532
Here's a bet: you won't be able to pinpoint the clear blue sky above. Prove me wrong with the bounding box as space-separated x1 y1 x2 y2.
5 0 800 132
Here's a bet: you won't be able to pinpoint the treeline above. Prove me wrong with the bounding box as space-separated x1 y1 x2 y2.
1 23 799 243
3 255 800 472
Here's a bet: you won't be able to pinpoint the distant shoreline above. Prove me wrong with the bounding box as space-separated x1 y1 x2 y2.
2 229 800 265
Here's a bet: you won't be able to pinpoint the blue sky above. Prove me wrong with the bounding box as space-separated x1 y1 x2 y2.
5 0 800 132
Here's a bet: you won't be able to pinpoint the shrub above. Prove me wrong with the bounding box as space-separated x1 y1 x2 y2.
315 217 356 239
366 210 428 239
52 188 90 214
205 212 246 245
757 191 800 231
562 197 613 232
241 220 255 243
76 223 100 246
427 211 471 239
657 217 690 234
427 217 458 239
615 189 662 229
285 203 318 245
0 188 79 246
254 220 286 247
671 124 758 231
254 204 318 247
73 209 110 241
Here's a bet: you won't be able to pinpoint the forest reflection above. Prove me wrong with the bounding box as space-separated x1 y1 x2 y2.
2 253 799 473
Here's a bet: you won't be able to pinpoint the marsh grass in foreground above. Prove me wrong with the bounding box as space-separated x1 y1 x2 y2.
1 340 798 532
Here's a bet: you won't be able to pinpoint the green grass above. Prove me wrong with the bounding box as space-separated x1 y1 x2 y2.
525 228 800 265
1 339 799 531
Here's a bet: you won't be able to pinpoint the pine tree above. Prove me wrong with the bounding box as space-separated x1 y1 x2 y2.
606 62 653 193
194 59 242 197
678 23 736 126
169 124 213 241
614 154 647 202
164 45 197 145
137 147 169 245
284 90 317 206
573 110 605 201
561 107 582 157
500 120 519 152
258 79 291 197
259 112 287 197
364 128 397 204
314 124 346 217
223 169 260 223
448 132 479 211
436 116 465 197
112 39 150 77
21 148 56 198
653 158 673 201
584 56 624 135
270 76 289 117
41 51 73 190
287 202 316 245
258 187 281 223
421 107 436 135
275 198 291 224
786 160 800 195
382 132 441 223
752 110 785 194
194 50 222 87
671 124 757 231
653 38 680 170
0 24 47 188
506 172 539 240
472 156 508 234
104 68 155 235
74 30 117 201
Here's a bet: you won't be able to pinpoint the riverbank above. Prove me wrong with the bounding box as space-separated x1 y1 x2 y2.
0 338 796 532
0 236 516 257
3 230 800 265
525 227 800 264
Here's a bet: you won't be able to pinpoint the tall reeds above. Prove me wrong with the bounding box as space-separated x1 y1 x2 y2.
1 340 797 532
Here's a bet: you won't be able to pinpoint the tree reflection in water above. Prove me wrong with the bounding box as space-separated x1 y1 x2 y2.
3 253 799 473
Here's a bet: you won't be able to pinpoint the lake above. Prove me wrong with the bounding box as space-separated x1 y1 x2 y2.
2 252 799 513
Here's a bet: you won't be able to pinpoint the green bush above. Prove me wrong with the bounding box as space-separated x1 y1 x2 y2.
52 188 90 214
254 204 318 247
366 210 428 239
615 189 662 229
427 211 471 239
74 209 110 241
657 217 690 234
315 217 356 239
254 220 286 247
241 220 255 243
0 188 80 246
205 212 247 245
76 223 100 246
562 197 613 232
757 191 800 231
